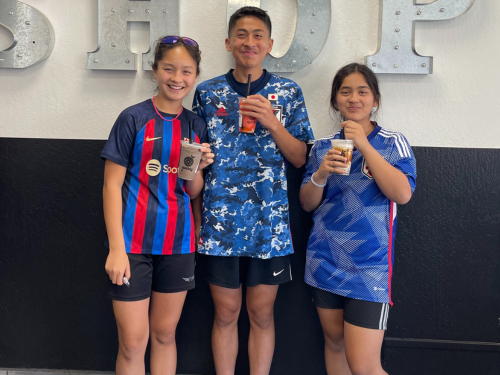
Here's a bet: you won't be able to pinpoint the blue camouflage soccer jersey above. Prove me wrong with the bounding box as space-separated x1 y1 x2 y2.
302 125 416 304
193 71 314 258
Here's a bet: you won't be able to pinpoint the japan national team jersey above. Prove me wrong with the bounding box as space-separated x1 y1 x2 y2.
302 125 416 304
101 99 208 255
193 71 314 258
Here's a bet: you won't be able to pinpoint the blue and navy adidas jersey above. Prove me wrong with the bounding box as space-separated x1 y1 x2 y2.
302 125 416 304
193 71 314 258
101 99 208 255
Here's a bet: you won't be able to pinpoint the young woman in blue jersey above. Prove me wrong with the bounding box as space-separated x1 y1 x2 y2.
300 63 416 375
101 36 214 375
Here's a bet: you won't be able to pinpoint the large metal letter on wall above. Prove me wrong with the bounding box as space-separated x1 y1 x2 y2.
366 0 476 74
87 0 179 71
0 0 55 69
227 0 331 73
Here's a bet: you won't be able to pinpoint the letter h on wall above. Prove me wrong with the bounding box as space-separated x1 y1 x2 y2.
87 0 179 71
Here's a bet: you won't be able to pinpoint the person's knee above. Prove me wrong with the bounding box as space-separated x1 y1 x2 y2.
324 330 345 353
119 334 148 361
150 327 176 347
214 301 241 327
347 356 382 375
247 304 273 330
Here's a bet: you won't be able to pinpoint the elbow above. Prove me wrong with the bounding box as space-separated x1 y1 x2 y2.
301 203 314 213
291 155 306 169
393 189 412 205
290 143 307 168
188 190 200 200
299 194 314 212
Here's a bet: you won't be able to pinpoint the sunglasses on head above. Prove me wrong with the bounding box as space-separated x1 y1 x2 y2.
161 36 198 47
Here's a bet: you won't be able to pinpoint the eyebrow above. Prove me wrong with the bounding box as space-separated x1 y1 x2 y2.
161 63 194 69
340 85 370 90
235 28 265 33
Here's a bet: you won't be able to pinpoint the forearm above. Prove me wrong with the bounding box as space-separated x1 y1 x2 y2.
299 180 325 212
103 184 126 253
191 193 202 231
184 170 204 199
360 145 412 204
267 120 307 168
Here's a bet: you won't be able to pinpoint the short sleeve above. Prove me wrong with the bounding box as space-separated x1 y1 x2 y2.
301 141 324 189
388 133 417 193
100 111 137 168
285 86 314 143
194 116 208 144
192 89 205 120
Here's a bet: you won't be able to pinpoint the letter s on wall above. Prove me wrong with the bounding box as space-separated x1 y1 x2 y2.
0 0 55 69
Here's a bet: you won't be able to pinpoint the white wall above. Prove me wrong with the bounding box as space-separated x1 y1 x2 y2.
0 0 497 148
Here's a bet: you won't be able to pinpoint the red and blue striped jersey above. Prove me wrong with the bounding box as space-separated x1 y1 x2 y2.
101 99 208 255
301 125 417 304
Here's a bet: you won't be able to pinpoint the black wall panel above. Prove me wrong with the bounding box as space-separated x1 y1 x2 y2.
0 138 499 374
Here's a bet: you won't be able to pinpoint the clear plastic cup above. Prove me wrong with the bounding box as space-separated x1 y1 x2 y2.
330 139 354 175
178 141 204 180
238 97 257 133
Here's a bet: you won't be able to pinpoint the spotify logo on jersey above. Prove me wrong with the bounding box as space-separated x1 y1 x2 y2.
146 159 178 177
146 160 162 176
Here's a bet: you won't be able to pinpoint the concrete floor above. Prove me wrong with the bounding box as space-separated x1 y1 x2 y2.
0 370 198 375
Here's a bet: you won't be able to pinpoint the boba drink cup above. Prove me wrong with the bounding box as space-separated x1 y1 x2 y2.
178 140 204 180
238 97 257 133
330 139 354 175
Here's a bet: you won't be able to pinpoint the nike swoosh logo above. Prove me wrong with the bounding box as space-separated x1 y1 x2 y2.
146 136 162 141
273 269 284 277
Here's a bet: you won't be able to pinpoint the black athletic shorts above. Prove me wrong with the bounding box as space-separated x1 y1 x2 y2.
196 253 292 289
311 287 390 330
108 253 196 301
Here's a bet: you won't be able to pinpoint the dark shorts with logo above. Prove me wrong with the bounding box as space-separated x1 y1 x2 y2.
196 253 291 289
108 253 195 301
311 287 390 330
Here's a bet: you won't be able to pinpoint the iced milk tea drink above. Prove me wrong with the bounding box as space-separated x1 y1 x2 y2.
330 139 354 175
178 141 204 180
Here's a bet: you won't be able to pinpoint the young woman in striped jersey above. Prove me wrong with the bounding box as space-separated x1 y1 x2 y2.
101 36 213 375
300 63 417 375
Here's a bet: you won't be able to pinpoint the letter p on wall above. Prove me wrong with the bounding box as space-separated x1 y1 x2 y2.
87 0 179 71
0 0 55 69
366 0 476 74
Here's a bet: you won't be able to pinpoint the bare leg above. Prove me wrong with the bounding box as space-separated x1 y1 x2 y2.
344 321 387 375
246 284 279 375
317 307 352 375
149 291 188 375
113 299 150 375
210 284 242 375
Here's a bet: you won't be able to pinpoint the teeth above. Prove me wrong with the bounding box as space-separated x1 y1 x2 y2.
169 85 183 89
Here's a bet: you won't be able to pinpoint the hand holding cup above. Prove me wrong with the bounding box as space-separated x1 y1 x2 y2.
199 143 214 170
315 149 348 182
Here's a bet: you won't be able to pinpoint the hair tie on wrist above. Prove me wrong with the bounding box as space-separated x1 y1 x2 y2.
311 172 327 187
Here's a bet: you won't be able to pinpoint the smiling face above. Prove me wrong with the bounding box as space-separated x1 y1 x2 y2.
225 16 273 73
153 45 198 112
334 72 379 128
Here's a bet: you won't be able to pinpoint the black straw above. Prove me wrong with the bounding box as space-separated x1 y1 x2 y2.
245 74 252 97
188 119 193 144
340 116 346 139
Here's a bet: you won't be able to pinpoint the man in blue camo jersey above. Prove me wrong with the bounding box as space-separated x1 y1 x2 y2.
192 6 314 375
